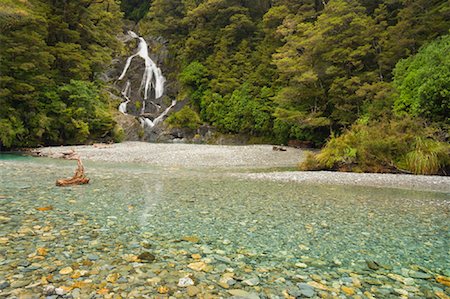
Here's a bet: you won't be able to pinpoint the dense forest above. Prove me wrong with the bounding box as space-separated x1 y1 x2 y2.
1 0 449 174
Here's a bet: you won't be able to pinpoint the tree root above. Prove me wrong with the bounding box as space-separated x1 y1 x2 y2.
56 152 90 186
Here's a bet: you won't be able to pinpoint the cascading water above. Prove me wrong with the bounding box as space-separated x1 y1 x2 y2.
118 31 175 129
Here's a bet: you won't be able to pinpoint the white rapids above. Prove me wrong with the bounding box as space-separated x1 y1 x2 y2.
118 31 175 129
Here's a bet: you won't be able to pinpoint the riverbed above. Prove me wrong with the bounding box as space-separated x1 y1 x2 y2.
0 144 449 298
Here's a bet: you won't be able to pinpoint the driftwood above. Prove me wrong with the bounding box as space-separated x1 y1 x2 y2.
56 152 90 186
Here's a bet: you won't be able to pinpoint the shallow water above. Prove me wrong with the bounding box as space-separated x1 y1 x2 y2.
0 155 449 298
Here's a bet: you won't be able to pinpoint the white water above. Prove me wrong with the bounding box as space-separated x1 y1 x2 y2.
119 81 131 114
118 31 175 129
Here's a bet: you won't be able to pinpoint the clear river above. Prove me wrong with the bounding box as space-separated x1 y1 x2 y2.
0 154 448 298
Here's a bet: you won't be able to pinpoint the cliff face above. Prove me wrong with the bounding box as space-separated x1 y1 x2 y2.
104 29 184 142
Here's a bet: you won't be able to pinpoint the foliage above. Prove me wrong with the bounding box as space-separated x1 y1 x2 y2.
0 0 122 148
393 35 450 124
166 106 202 130
301 117 450 174
403 137 450 175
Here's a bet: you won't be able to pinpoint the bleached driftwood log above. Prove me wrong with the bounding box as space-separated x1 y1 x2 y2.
56 152 90 186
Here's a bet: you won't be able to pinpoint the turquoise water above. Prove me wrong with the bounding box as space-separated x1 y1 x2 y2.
0 155 448 298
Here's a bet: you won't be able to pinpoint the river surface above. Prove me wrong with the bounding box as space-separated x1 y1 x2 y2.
0 155 448 298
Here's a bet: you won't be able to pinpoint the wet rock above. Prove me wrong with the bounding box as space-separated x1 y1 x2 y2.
409 271 432 279
213 255 232 264
55 287 67 296
18 260 31 267
341 286 356 295
366 260 380 270
188 261 207 271
0 281 10 290
186 285 200 297
243 277 260 286
59 267 73 275
11 280 31 288
297 283 315 298
137 252 156 262
178 277 195 287
228 289 260 299
87 254 99 261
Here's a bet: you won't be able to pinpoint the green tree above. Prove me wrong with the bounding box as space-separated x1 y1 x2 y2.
393 35 450 124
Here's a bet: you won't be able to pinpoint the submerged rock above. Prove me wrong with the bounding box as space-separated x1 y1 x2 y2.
137 252 156 262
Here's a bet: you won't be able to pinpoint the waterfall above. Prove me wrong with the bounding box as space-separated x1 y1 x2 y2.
118 31 174 128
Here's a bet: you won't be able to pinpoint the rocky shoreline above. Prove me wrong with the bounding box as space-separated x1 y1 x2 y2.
30 141 450 193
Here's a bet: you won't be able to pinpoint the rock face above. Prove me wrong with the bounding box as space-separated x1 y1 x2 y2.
104 29 180 142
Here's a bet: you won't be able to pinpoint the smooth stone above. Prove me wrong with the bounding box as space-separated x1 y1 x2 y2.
18 261 31 267
59 267 73 275
341 286 356 295
87 254 99 261
117 277 128 283
43 285 55 295
297 283 315 298
137 252 156 262
367 261 380 270
186 286 200 296
228 289 260 299
409 271 432 279
55 288 66 295
243 277 260 286
11 280 31 288
178 277 195 287
72 288 81 298
0 281 10 289
213 255 232 264
188 261 207 271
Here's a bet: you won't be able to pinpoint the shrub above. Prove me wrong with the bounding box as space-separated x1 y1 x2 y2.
300 117 449 174
166 106 201 130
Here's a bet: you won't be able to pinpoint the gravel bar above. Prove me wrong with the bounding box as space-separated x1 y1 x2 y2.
239 171 450 193
33 141 450 192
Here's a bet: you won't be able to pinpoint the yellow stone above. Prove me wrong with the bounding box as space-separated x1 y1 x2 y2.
436 275 450 287
122 254 139 262
59 267 73 275
352 277 362 288
97 288 109 295
341 286 356 295
182 236 200 243
436 291 450 299
307 281 328 291
71 271 81 279
147 277 162 285
37 247 48 256
191 254 202 260
363 291 375 299
60 286 73 292
157 286 169 294
71 281 88 289
188 261 207 272
186 286 200 297
106 273 120 283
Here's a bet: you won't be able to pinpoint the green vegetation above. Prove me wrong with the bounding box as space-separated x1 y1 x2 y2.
166 106 201 130
1 0 449 175
137 0 448 174
0 0 123 148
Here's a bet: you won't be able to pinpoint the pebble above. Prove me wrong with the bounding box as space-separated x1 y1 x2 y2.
55 287 66 296
87 254 99 261
137 252 156 262
297 283 315 298
178 277 195 287
59 267 73 275
228 289 260 299
243 277 260 286
0 281 10 290
186 286 200 296
188 261 207 271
